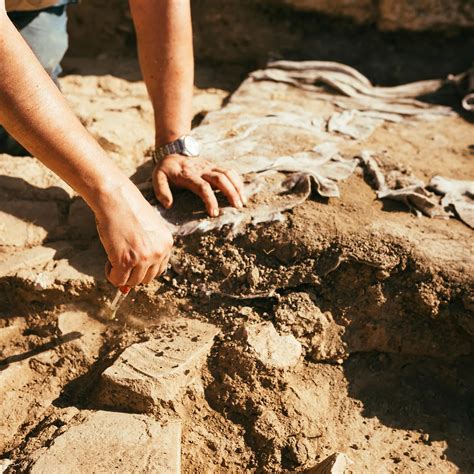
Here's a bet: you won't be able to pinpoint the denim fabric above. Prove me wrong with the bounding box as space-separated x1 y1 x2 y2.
0 6 70 154
8 5 69 81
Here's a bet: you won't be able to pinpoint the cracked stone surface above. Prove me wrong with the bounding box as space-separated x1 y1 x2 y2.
100 319 220 411
27 411 181 474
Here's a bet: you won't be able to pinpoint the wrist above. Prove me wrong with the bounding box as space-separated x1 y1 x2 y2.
155 128 191 149
86 172 135 219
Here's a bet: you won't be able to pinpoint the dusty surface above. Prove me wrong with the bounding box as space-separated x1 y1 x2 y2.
1 37 474 474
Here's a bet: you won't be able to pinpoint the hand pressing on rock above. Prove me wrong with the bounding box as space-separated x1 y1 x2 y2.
96 180 173 288
152 154 246 217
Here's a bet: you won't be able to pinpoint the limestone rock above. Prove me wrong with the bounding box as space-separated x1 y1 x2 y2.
0 200 59 247
67 198 97 240
100 319 220 411
274 293 346 362
306 452 354 474
0 155 74 201
58 310 106 360
239 322 302 369
0 245 60 277
28 411 181 474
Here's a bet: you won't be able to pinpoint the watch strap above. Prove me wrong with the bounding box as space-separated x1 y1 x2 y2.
152 138 184 164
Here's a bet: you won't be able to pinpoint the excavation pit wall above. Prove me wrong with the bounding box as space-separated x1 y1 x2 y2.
1 217 473 472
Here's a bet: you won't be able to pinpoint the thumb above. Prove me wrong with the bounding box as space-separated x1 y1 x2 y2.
153 169 173 209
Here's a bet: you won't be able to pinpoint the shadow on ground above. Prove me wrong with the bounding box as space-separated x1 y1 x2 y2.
345 353 474 471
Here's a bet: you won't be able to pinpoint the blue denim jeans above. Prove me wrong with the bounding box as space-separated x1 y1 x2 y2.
1 5 69 154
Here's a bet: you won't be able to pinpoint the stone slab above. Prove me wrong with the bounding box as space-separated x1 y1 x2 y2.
29 411 181 474
0 200 59 247
0 155 74 201
0 243 71 278
240 321 302 369
101 318 219 411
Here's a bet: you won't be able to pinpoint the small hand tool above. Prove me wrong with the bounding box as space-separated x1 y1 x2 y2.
100 285 130 320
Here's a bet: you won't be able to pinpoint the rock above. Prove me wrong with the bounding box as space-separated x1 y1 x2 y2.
0 356 58 453
28 411 181 474
285 436 317 466
274 293 347 363
0 200 59 247
0 245 60 277
247 266 261 287
0 155 74 201
57 310 106 360
239 322 302 369
100 319 220 411
0 459 12 473
67 198 97 240
306 452 354 474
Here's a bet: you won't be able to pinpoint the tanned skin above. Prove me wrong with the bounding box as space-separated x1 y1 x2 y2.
130 0 245 217
0 1 172 287
0 0 244 287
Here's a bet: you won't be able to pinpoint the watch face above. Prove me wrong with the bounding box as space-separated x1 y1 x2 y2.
183 135 201 156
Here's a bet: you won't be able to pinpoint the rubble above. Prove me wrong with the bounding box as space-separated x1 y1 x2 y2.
100 319 220 411
238 322 302 369
306 452 354 474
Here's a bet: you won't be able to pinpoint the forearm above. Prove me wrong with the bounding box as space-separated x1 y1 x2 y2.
0 12 129 214
130 0 194 146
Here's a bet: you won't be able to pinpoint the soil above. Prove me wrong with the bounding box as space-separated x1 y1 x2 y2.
1 11 474 474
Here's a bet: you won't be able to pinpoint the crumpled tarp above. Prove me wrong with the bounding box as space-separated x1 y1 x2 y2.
358 151 474 227
150 142 358 236
428 176 474 228
460 66 474 112
250 60 457 119
144 61 471 235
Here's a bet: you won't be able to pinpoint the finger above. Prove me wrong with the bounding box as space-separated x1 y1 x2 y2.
187 178 219 217
158 251 171 276
142 264 161 284
153 169 173 209
214 168 246 204
203 172 243 209
126 264 149 287
105 260 132 287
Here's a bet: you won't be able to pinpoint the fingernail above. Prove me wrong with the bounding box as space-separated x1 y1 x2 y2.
242 196 248 206
212 209 219 217
236 199 243 208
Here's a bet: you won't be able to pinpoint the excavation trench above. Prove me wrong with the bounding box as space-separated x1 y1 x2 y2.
1 48 473 472
1 215 473 472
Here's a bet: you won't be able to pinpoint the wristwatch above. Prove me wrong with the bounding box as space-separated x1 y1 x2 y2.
152 135 201 164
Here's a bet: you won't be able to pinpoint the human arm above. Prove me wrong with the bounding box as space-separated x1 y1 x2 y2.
0 5 172 286
129 0 245 217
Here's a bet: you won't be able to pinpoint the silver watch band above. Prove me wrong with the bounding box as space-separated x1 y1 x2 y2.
152 140 183 164
152 135 200 164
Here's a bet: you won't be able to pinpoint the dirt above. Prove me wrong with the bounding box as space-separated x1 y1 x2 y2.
1 15 474 474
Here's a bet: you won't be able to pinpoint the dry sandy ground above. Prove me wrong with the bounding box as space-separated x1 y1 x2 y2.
0 57 473 473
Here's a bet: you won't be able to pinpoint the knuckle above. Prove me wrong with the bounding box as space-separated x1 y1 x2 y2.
108 273 124 287
181 169 193 180
121 251 138 268
198 182 211 193
214 174 226 186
